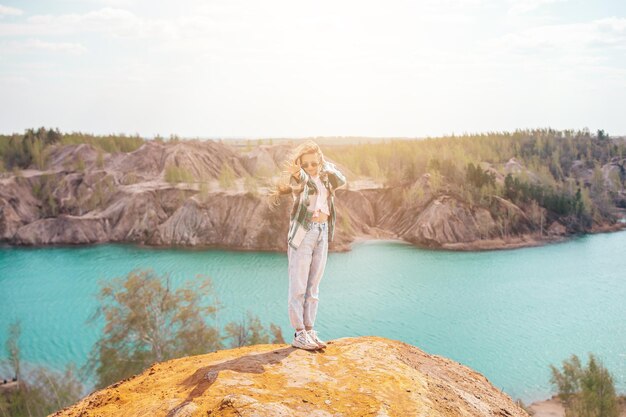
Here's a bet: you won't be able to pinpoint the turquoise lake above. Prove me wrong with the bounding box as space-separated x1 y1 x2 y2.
1 232 625 404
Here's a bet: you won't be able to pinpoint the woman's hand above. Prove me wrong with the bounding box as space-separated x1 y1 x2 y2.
288 160 301 177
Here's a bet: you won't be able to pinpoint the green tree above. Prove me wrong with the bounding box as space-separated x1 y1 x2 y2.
5 320 21 381
81 269 286 391
466 162 495 189
243 174 259 196
0 320 83 417
81 269 223 389
26 137 47 170
165 164 194 183
223 311 284 348
96 149 104 169
550 353 619 417
218 162 236 189
32 174 59 218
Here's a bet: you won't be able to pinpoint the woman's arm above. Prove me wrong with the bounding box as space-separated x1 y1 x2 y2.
322 161 346 189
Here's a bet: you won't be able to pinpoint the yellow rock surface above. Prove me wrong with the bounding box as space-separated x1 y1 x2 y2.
51 336 529 417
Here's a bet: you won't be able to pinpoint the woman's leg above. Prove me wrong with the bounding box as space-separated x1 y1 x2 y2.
303 224 328 329
288 229 317 331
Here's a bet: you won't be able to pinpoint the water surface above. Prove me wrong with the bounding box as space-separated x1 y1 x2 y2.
1 232 625 404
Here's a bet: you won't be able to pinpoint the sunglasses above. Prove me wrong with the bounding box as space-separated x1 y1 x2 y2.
301 162 319 169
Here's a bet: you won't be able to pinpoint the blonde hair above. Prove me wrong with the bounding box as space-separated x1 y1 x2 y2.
268 140 326 207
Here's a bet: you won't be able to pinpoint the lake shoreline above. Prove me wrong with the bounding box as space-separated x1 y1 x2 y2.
528 394 626 417
528 395 564 417
2 221 626 253
347 221 626 252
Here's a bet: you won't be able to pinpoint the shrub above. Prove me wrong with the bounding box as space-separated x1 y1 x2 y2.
244 175 258 196
0 320 83 417
165 164 194 183
218 163 236 189
550 353 619 417
96 149 104 169
81 269 285 390
81 269 223 389
223 311 284 347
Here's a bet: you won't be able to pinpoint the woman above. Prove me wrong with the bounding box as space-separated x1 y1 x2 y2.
272 141 346 350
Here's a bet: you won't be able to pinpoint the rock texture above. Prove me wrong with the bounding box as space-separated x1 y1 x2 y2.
51 336 530 417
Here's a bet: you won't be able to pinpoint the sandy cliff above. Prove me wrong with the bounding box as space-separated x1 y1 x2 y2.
51 336 530 417
1 140 624 251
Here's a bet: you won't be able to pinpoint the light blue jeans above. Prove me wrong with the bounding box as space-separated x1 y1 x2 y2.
288 221 329 330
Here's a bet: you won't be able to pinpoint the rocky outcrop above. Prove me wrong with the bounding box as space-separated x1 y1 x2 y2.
602 158 626 191
568 158 626 190
0 176 40 240
148 192 289 251
51 336 530 417
13 215 109 245
504 158 541 183
45 143 101 171
240 146 280 177
400 195 498 246
1 140 625 251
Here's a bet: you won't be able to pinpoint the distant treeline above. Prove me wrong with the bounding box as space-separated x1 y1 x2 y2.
323 128 623 183
322 128 626 230
0 127 146 171
2 127 623 174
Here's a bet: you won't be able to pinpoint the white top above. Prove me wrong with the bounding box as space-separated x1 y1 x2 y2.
308 174 330 217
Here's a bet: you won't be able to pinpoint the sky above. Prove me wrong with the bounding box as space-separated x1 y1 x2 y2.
0 0 625 139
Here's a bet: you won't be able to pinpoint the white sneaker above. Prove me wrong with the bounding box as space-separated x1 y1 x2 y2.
292 330 319 350
307 329 327 348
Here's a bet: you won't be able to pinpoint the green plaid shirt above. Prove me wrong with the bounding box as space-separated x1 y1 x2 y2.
288 161 346 249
